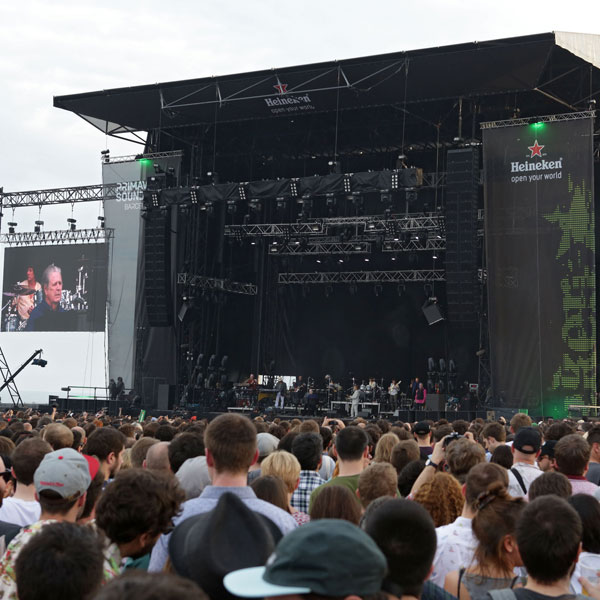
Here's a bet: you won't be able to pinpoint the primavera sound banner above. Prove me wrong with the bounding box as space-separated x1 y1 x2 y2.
483 115 595 416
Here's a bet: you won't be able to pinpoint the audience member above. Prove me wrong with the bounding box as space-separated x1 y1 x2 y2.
398 460 425 497
130 437 159 469
414 422 433 459
144 441 172 473
373 432 400 464
414 472 464 527
537 440 557 472
586 426 600 484
554 434 598 495
528 471 572 500
507 427 543 497
251 475 290 513
168 433 204 474
390 439 421 474
568 493 600 594
290 433 325 513
248 432 280 483
482 422 507 457
42 423 74 451
310 484 362 525
84 428 126 481
357 462 398 509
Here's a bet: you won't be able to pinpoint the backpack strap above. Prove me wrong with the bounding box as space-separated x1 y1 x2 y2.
488 589 518 600
457 568 465 600
510 468 527 494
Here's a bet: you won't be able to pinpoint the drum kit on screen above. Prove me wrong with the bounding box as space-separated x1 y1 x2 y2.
2 264 89 332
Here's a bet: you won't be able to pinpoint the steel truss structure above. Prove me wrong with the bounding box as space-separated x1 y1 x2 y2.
0 184 112 208
0 228 114 245
177 273 258 295
481 110 595 129
270 236 445 255
105 150 183 164
225 214 444 238
278 269 445 284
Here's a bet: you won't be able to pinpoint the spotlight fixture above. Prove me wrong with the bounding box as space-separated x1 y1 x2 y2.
67 218 77 232
190 188 199 205
289 179 298 198
32 358 47 367
100 149 110 163
238 184 247 201
97 216 105 229
343 176 352 194
7 222 17 234
432 252 438 259
34 220 44 233
391 170 400 188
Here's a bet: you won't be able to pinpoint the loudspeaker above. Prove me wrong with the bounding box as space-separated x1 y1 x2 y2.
422 303 444 326
157 384 176 411
426 394 446 411
144 211 172 326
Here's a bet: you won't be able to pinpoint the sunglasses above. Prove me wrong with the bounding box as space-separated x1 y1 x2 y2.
0 471 12 483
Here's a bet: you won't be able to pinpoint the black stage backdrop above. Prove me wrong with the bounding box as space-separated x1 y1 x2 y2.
483 116 595 416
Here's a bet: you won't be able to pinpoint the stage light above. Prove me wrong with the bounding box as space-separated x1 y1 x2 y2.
364 257 370 262
238 184 247 201
276 197 287 210
325 193 336 207
32 358 47 367
190 188 199 205
338 258 344 263
290 179 298 198
97 216 105 229
227 200 238 214
100 149 110 163
34 220 44 233
310 223 320 232
249 199 262 212
67 218 77 232
432 251 438 259
343 176 352 194
8 222 17 234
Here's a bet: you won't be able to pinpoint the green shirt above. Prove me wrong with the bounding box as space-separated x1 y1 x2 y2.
308 474 361 513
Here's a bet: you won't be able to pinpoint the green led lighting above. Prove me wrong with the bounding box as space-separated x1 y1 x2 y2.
138 158 153 166
530 121 546 131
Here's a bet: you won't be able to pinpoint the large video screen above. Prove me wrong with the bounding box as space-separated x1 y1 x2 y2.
1 244 108 332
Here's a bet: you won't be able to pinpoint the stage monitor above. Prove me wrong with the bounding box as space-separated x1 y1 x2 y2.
1 243 108 333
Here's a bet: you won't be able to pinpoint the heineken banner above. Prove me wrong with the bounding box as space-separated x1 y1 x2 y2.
483 115 595 416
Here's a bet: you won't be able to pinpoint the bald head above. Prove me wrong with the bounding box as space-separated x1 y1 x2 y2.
144 441 171 472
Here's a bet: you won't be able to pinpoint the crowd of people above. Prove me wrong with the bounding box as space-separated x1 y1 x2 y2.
0 407 599 599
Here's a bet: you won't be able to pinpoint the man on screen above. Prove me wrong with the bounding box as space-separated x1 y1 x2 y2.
25 265 64 332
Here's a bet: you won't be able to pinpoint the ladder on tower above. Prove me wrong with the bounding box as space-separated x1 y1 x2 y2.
0 346 24 408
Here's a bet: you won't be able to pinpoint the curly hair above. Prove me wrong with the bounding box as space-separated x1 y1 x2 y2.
413 472 464 527
95 468 185 544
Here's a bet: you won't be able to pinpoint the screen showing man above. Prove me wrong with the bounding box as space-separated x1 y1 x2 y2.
14 267 42 328
25 265 64 331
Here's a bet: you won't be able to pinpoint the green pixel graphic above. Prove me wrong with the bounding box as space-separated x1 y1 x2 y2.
544 176 596 415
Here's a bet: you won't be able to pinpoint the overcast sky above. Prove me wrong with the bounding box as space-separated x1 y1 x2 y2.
1 0 599 195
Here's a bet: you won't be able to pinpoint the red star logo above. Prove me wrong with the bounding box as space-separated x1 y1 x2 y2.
528 140 544 157
274 83 288 94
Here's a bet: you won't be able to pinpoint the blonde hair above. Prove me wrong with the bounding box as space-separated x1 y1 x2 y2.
260 450 300 493
374 432 400 464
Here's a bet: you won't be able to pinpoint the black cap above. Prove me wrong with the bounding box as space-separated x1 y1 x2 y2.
513 427 542 454
413 422 430 436
169 492 280 600
539 439 557 459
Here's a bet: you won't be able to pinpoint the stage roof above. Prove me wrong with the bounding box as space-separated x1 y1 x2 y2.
54 32 600 141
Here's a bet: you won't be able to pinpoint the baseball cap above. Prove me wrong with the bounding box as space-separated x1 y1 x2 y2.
223 519 387 598
34 448 95 500
413 421 431 436
257 433 279 458
513 427 542 454
169 492 281 600
539 439 557 459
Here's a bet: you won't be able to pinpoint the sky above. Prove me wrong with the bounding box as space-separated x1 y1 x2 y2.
1 0 599 197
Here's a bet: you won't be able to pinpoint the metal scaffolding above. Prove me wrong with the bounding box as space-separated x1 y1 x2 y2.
0 228 114 245
177 273 258 295
278 269 445 284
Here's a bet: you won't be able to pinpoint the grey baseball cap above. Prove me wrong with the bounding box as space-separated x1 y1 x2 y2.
34 448 92 500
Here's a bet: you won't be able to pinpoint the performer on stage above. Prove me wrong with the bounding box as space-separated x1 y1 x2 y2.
25 264 64 332
293 375 306 406
350 384 361 418
388 379 399 408
244 374 258 390
414 381 427 409
14 266 41 328
275 377 287 410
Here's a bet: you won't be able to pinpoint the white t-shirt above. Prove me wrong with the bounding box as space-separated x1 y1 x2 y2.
431 516 477 587
0 497 41 527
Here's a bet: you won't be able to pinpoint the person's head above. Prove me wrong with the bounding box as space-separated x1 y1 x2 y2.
291 433 323 471
528 471 572 500
471 481 526 575
26 266 35 283
250 475 289 512
390 440 420 474
516 495 582 584
34 448 96 519
83 427 126 479
298 420 320 434
481 422 507 452
257 433 280 464
15 522 104 600
12 437 52 485
144 441 171 472
205 414 257 475
277 431 299 454
95 468 185 558
43 423 74 451
445 438 486 483
130 437 159 468
334 426 369 462
358 463 398 509
510 412 532 434
554 433 591 477
41 264 62 308
373 432 400 464
93 572 208 600
169 492 278 599
413 472 464 527
490 445 513 469
398 460 426 497
512 426 542 463
537 440 557 472
261 450 300 495
365 498 437 598
586 426 600 462
413 421 431 442
544 421 576 441
224 519 387 599
464 462 509 512
310 485 362 525
167 433 204 474
155 424 177 442
568 494 600 554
